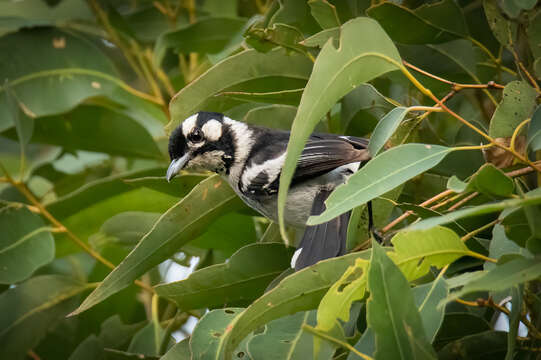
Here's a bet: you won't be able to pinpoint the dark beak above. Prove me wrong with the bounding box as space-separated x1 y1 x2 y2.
166 153 190 182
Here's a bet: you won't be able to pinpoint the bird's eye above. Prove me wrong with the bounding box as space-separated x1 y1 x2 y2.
188 129 204 143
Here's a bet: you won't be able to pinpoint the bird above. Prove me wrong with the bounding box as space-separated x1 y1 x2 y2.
166 111 372 270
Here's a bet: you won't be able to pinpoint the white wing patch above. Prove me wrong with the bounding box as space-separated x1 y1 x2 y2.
182 114 198 137
202 119 222 141
241 152 286 192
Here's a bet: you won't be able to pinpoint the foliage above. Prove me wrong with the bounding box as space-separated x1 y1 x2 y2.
1 0 541 359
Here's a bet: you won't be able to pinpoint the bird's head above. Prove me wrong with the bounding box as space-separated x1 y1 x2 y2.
166 111 238 181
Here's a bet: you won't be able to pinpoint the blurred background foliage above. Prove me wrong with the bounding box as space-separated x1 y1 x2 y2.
1 0 541 359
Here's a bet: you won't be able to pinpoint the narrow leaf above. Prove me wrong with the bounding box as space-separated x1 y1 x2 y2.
279 17 401 235
309 144 452 225
71 175 243 315
368 106 409 156
527 104 541 152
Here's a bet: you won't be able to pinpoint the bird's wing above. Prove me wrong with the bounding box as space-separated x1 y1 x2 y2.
242 134 370 196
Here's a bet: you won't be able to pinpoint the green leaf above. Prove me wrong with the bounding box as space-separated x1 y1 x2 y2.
128 322 168 357
217 89 303 107
487 224 531 270
301 27 339 48
484 0 517 46
488 81 537 138
23 105 163 159
390 226 470 281
316 258 368 331
245 23 306 53
409 194 541 230
242 105 298 130
367 242 437 359
71 175 243 315
527 10 541 59
5 83 33 165
368 106 409 156
309 144 452 225
413 276 448 342
505 286 522 360
0 206 54 283
217 250 372 360
155 17 247 63
438 331 507 360
167 48 313 130
0 28 149 132
308 0 340 29
68 335 105 360
367 1 465 44
448 164 514 198
162 338 191 360
155 243 294 310
0 275 90 359
527 105 541 152
279 17 401 233
190 308 249 360
248 311 335 360
91 211 161 246
447 257 541 301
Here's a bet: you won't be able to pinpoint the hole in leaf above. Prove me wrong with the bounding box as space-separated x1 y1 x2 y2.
225 309 235 314
237 351 245 358
213 332 222 337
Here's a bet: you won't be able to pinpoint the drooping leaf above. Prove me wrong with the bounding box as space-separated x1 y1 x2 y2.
409 194 541 230
248 311 335 360
488 81 537 138
447 257 541 302
167 48 312 130
217 250 372 360
71 176 244 315
279 17 401 234
155 243 294 310
0 275 91 359
309 144 452 225
367 242 437 359
0 206 54 284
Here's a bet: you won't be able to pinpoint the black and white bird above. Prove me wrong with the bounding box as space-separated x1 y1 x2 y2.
166 111 372 270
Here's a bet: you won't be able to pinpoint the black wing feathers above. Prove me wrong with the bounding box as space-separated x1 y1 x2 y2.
294 189 351 270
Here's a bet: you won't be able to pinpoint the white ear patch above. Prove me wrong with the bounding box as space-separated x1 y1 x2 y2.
182 114 198 137
202 119 222 142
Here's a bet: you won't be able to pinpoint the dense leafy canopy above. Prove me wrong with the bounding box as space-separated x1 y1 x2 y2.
1 0 541 359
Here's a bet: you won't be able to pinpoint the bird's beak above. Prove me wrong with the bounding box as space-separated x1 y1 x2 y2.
166 153 190 182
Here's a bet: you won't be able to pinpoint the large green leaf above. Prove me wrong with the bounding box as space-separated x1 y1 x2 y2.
438 331 508 360
242 105 298 130
483 0 517 47
167 48 313 130
309 144 452 225
409 194 541 230
447 163 514 198
0 275 91 359
0 206 54 284
279 17 401 233
0 28 150 132
247 311 335 360
367 242 437 360
16 105 163 159
155 243 294 310
488 81 537 138
447 257 541 301
71 175 244 315
217 250 372 360
367 0 466 44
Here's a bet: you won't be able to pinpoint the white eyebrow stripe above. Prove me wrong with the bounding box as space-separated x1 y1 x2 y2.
202 119 222 142
182 114 198 137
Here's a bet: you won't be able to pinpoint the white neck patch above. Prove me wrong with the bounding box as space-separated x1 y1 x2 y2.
223 117 254 186
182 114 198 137
202 119 222 142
